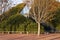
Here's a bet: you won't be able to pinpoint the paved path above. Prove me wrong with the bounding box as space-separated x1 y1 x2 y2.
0 33 60 40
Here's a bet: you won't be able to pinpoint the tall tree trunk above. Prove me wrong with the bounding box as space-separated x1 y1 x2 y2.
37 22 40 36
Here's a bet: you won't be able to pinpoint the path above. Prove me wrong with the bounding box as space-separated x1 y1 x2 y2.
0 33 60 40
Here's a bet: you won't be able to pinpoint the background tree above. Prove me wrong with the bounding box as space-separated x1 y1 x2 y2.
2 0 13 13
50 7 60 32
0 3 26 33
0 3 26 22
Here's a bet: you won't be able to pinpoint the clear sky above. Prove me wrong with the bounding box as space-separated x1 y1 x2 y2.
12 0 23 5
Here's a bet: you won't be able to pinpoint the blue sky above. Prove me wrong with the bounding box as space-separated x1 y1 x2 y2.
12 0 23 5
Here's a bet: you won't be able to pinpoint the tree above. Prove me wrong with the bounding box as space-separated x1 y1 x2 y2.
2 0 13 13
0 3 26 22
51 7 60 32
29 0 59 36
0 3 26 33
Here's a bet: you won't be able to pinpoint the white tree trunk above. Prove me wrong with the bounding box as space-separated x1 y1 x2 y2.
37 22 40 36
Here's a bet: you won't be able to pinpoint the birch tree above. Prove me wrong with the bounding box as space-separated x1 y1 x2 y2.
29 0 58 36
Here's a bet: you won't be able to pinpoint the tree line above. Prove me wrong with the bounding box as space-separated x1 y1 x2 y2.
0 0 60 35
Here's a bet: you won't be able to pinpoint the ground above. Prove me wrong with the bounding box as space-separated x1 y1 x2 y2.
0 33 60 40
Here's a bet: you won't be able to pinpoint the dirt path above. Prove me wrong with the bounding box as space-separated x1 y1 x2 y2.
0 33 60 40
